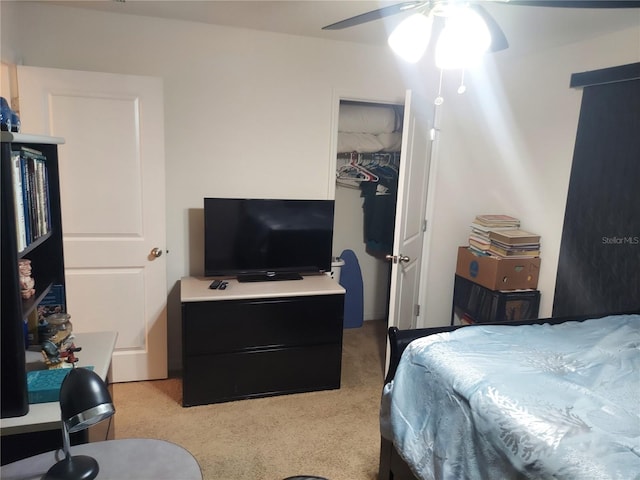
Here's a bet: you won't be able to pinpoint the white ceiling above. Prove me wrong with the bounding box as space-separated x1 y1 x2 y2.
43 0 640 56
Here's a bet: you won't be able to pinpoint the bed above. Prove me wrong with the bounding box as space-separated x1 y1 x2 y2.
378 312 640 480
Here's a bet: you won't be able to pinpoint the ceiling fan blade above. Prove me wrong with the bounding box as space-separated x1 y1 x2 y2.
322 1 424 30
502 1 640 7
469 4 509 52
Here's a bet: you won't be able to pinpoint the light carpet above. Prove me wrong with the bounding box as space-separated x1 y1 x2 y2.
113 319 387 480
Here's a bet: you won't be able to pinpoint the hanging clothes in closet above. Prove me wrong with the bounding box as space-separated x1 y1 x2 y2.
336 103 403 258
358 153 400 258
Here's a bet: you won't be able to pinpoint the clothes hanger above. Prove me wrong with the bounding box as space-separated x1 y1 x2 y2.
351 157 379 182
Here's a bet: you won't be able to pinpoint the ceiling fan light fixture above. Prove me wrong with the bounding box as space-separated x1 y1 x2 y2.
388 12 434 63
435 7 491 69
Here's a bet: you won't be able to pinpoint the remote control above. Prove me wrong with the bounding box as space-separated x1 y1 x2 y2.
209 280 222 289
219 281 228 290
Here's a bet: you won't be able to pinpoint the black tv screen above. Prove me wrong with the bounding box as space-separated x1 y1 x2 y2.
204 198 335 281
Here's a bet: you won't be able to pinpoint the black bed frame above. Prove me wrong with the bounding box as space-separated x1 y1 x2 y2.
377 310 638 480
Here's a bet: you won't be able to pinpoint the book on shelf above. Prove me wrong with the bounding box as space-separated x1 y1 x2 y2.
488 243 540 258
470 222 520 233
10 147 52 250
468 235 490 252
468 245 491 257
27 366 94 404
489 229 541 245
473 214 520 228
38 284 66 322
490 238 539 250
19 145 46 156
34 157 49 237
10 150 27 251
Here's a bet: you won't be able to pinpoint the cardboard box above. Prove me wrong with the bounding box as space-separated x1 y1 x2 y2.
456 246 541 291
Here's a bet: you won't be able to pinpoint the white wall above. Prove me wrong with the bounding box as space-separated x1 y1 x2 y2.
2 2 638 369
0 1 430 371
420 26 640 327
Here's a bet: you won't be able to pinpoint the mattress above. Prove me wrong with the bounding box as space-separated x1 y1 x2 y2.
380 314 640 480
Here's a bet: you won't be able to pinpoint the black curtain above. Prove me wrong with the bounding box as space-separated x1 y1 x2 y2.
553 64 640 316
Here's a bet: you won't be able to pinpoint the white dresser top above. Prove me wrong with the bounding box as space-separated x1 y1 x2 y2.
0 331 117 435
181 275 345 302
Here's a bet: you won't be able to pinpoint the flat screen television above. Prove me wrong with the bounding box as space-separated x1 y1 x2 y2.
204 198 335 282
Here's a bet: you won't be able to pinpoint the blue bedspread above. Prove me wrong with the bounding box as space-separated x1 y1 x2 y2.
380 314 640 480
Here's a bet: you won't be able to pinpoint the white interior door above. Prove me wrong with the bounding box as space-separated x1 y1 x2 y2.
387 90 432 333
17 65 167 382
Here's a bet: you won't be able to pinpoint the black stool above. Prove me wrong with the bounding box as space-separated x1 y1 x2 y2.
283 477 329 480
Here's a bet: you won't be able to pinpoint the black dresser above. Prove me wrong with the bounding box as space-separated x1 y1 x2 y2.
180 275 345 406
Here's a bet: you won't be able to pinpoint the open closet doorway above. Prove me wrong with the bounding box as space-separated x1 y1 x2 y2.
333 100 403 330
330 92 433 374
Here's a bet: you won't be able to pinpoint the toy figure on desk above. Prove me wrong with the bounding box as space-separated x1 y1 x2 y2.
62 345 82 365
41 340 62 366
41 342 82 367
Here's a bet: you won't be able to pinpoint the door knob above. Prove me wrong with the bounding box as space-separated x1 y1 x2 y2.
150 247 163 258
385 254 410 264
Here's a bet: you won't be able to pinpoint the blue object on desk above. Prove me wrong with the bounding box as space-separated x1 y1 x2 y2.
27 366 94 404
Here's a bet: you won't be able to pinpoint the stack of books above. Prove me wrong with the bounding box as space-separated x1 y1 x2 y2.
467 215 541 258
468 215 520 255
488 229 541 258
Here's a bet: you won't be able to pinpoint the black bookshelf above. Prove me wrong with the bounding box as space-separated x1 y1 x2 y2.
1 132 66 418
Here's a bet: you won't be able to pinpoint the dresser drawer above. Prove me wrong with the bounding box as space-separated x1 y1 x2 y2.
182 294 344 355
182 343 342 406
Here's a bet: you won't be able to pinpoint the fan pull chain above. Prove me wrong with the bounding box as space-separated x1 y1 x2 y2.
434 68 444 106
458 69 467 94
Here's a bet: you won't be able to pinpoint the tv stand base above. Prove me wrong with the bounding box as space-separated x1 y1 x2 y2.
237 272 303 282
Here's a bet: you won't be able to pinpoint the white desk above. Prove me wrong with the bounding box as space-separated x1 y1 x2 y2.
0 439 202 480
1 331 118 466
1 331 117 436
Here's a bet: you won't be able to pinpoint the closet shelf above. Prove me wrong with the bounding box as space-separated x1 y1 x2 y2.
336 151 401 162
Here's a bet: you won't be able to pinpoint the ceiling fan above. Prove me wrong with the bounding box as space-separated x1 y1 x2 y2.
322 1 640 65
